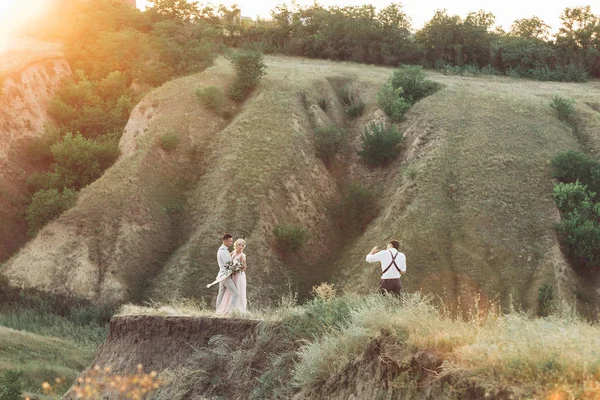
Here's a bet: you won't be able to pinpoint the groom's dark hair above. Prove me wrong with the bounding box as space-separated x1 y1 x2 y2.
390 240 400 249
222 233 233 241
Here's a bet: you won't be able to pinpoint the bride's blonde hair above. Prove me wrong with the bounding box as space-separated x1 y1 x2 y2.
234 238 246 248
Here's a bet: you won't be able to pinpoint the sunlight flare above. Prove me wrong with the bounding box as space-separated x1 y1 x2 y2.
0 0 52 53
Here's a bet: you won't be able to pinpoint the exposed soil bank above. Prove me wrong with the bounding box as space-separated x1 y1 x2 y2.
66 316 522 400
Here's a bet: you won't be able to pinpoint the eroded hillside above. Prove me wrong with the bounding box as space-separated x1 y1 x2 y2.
5 55 600 311
0 40 70 261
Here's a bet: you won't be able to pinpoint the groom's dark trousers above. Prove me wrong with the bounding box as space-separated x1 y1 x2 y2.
216 277 239 310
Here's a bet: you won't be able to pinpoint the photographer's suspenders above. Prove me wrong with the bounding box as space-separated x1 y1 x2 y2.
381 250 401 276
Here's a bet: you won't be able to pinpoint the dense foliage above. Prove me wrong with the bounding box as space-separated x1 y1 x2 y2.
238 3 599 81
358 123 405 167
552 151 600 272
22 0 235 234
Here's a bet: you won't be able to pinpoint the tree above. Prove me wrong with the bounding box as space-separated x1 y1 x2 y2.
465 10 496 29
510 16 551 40
378 3 411 31
556 6 600 78
146 0 200 23
416 10 464 66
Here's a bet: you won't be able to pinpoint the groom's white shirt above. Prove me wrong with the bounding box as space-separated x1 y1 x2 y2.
366 248 406 279
217 244 232 279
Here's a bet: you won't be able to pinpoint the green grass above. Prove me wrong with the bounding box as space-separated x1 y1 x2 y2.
0 327 94 396
0 307 107 348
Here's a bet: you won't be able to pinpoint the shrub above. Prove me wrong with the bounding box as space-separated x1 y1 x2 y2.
27 170 69 193
537 284 554 317
26 188 77 235
553 181 593 215
27 125 63 166
313 125 346 165
377 82 411 121
312 282 337 302
159 132 179 152
196 86 225 112
340 85 365 118
274 225 310 253
551 151 600 194
49 132 120 190
551 151 593 184
530 64 589 83
390 65 440 103
556 207 600 270
358 123 405 167
550 95 576 119
0 369 23 400
228 50 267 101
346 97 366 118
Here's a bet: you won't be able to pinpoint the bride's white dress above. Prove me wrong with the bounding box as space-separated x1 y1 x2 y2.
216 252 247 314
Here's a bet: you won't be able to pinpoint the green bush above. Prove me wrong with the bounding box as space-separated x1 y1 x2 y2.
537 284 554 317
346 97 366 118
377 82 411 121
159 132 180 152
28 132 120 193
551 151 600 194
26 188 77 235
550 95 576 119
274 225 310 253
552 151 593 184
358 123 405 167
313 125 346 165
556 205 600 270
27 126 63 166
390 65 440 103
49 133 120 190
196 86 225 112
340 85 365 118
0 369 23 400
228 50 267 101
552 152 600 272
553 181 593 215
530 64 589 83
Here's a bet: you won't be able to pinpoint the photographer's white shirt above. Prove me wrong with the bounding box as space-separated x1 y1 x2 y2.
366 249 406 279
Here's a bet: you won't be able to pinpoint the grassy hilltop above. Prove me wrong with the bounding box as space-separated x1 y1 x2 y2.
4 55 600 312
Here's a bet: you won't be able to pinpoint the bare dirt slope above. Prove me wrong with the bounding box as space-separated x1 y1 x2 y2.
5 55 599 310
0 39 70 261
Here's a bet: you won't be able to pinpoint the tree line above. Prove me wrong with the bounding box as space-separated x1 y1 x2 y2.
235 3 599 82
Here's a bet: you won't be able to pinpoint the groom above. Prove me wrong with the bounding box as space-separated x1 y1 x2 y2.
216 233 239 311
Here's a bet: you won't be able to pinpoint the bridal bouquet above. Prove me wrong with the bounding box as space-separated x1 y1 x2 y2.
226 259 243 275
206 259 243 288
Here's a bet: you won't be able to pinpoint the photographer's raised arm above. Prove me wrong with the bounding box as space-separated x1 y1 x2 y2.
366 246 381 263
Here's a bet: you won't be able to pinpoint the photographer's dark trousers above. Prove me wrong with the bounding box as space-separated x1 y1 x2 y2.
379 278 402 295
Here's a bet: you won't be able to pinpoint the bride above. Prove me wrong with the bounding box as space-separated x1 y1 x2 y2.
216 238 248 314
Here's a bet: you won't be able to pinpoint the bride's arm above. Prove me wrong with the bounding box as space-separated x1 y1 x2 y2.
241 254 248 271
